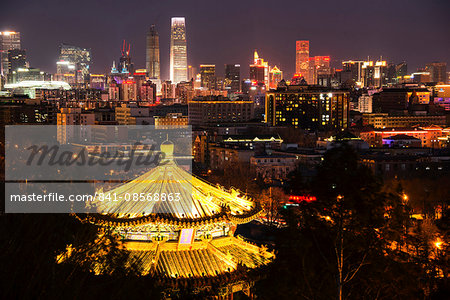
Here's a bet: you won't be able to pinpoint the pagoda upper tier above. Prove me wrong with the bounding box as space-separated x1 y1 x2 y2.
86 142 262 228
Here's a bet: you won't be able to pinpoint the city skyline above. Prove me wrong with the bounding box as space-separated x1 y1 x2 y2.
1 0 449 78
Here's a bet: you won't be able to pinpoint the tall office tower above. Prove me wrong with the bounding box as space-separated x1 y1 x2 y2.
0 31 21 77
308 56 331 84
170 17 188 84
57 43 91 83
342 60 365 84
187 65 197 81
146 25 160 79
225 64 241 93
295 40 309 81
426 62 447 84
250 50 269 86
396 62 408 78
269 66 283 89
361 59 388 87
7 49 27 73
200 64 216 89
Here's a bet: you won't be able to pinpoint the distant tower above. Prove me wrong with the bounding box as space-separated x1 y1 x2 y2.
426 62 447 84
0 31 21 77
295 40 309 81
225 64 241 93
250 50 269 86
146 25 160 80
119 40 133 74
170 17 187 84
200 64 216 89
57 43 91 83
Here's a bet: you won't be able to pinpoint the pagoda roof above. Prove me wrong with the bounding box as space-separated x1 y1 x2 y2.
86 158 261 227
123 236 274 278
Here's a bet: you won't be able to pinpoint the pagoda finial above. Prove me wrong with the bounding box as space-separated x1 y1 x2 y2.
160 138 174 158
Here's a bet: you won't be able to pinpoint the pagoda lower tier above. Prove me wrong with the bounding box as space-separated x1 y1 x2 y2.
123 235 274 277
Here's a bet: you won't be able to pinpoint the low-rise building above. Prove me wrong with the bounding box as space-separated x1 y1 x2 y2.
188 96 254 126
382 134 422 148
362 113 446 129
115 104 152 125
359 126 449 148
250 153 298 181
154 113 189 128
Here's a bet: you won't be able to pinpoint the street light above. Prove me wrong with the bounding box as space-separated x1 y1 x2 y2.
434 238 443 250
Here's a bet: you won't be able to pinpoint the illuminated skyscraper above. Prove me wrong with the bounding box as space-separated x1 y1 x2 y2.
225 64 241 93
146 25 160 80
57 43 91 83
200 64 216 89
250 50 269 86
170 17 187 84
361 59 388 87
295 40 309 81
0 31 21 76
308 56 331 84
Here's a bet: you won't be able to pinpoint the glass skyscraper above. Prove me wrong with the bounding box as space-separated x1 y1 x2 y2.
0 31 21 76
57 43 91 83
170 17 187 84
146 25 160 80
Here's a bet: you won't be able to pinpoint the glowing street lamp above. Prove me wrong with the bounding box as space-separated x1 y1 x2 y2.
434 238 443 250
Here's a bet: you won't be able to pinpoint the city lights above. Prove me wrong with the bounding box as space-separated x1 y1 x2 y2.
0 3 449 299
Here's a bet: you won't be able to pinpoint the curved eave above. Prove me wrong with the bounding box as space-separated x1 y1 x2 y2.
75 204 263 229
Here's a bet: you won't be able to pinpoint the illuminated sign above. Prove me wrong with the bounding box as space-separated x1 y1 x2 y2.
289 195 317 203
179 228 195 245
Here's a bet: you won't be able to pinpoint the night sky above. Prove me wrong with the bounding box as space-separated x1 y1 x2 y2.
2 0 449 79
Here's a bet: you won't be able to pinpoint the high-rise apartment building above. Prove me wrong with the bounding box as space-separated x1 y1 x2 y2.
225 64 241 93
265 85 349 131
146 25 160 80
57 43 91 83
0 31 21 76
200 64 216 89
295 40 309 81
426 62 447 84
170 17 188 84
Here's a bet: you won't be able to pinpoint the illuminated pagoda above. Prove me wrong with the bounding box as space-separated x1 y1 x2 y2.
70 140 274 296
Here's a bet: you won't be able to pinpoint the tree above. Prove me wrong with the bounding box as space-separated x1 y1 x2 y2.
260 187 288 226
